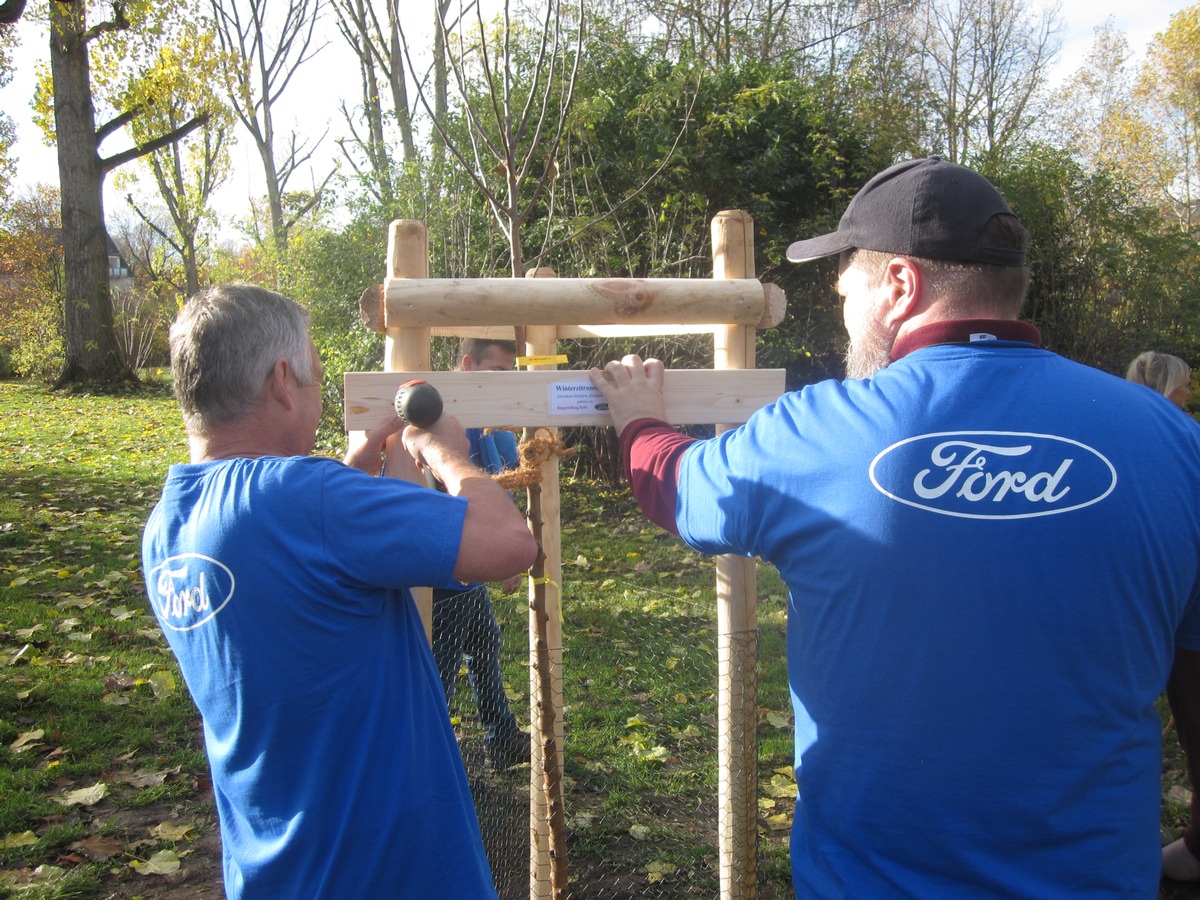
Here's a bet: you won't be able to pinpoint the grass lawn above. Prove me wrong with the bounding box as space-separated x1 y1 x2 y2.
0 379 795 899
0 378 1194 899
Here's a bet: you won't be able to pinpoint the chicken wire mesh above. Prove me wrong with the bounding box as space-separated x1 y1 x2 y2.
445 570 795 898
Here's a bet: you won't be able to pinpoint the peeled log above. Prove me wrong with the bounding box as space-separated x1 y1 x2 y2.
359 276 782 332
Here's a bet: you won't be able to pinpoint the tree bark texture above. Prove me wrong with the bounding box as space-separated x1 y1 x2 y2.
49 0 134 386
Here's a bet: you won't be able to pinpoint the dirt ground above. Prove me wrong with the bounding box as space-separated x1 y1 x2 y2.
93 804 224 899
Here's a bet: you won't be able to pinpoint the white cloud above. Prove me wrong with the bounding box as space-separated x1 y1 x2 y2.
1049 0 1190 82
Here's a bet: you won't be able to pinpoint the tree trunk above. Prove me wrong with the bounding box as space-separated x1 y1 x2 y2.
49 1 136 387
386 2 417 162
432 0 449 165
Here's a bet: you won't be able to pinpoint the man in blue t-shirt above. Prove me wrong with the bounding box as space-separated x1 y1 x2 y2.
141 284 537 898
433 338 530 770
589 158 1200 897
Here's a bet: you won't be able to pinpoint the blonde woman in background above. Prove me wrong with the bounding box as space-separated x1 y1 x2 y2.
1127 350 1193 410
1128 350 1199 882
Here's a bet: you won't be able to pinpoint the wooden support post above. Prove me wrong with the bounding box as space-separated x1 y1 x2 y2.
352 218 788 900
383 220 434 643
712 210 759 899
524 268 568 899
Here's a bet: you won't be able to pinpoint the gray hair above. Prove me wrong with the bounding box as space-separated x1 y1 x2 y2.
1126 351 1191 399
169 284 314 433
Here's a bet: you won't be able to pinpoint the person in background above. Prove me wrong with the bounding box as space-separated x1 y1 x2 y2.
1127 350 1193 410
142 284 536 898
1127 350 1200 882
433 337 531 771
590 158 1200 897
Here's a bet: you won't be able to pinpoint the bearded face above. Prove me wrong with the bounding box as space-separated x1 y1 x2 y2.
838 253 899 380
843 316 895 380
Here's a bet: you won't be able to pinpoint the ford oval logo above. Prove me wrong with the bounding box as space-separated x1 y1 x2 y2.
147 553 235 631
869 431 1117 520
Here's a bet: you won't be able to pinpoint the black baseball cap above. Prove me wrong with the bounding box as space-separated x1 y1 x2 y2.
785 157 1026 267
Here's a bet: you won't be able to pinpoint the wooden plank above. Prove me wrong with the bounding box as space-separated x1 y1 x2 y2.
343 369 785 432
378 277 768 328
426 324 726 340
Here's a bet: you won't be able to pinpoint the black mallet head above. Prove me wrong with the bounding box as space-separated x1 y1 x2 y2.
394 379 443 428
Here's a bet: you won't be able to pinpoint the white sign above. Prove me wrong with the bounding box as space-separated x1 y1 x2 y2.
548 380 608 416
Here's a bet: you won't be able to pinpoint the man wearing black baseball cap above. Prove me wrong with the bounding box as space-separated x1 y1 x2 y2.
591 158 1200 896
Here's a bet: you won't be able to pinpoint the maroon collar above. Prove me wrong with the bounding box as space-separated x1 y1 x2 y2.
889 319 1042 363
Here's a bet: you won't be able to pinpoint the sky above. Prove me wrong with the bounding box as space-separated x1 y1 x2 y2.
1 0 1193 235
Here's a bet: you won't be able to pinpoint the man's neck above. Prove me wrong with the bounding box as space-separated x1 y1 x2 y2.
889 318 1041 363
188 421 299 464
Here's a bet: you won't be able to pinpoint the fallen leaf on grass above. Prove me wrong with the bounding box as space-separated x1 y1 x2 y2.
1 831 38 849
765 812 791 831
74 834 123 861
56 782 108 807
105 671 138 691
130 849 181 876
5 644 33 667
645 860 677 884
567 813 595 830
112 765 180 789
631 744 670 762
0 864 66 890
629 824 650 840
766 710 792 729
148 670 176 698
27 864 66 884
151 822 196 842
10 729 44 752
764 773 796 799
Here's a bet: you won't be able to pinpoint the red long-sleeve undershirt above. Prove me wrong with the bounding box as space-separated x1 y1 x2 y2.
619 318 1043 538
619 417 696 536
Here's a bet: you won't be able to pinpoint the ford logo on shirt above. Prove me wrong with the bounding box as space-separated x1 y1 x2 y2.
869 431 1116 519
147 553 235 631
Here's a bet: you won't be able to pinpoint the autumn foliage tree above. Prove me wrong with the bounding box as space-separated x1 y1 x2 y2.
35 0 211 387
1135 5 1200 234
0 185 65 379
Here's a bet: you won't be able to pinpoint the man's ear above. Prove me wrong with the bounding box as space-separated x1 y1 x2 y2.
268 357 296 411
882 257 923 327
459 354 475 372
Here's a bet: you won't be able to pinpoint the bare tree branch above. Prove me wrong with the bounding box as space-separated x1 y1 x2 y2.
101 113 210 174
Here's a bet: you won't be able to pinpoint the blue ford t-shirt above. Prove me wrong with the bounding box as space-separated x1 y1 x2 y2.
677 342 1200 897
143 456 497 898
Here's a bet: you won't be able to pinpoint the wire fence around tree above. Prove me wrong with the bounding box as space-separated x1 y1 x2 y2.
446 530 796 899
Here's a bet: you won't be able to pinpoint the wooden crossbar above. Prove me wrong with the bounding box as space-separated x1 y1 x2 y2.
343 369 785 432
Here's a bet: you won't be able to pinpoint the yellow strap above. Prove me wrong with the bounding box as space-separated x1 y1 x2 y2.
526 575 564 622
516 354 568 367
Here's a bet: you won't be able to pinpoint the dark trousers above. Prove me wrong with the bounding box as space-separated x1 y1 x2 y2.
432 585 519 747
1167 648 1200 857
